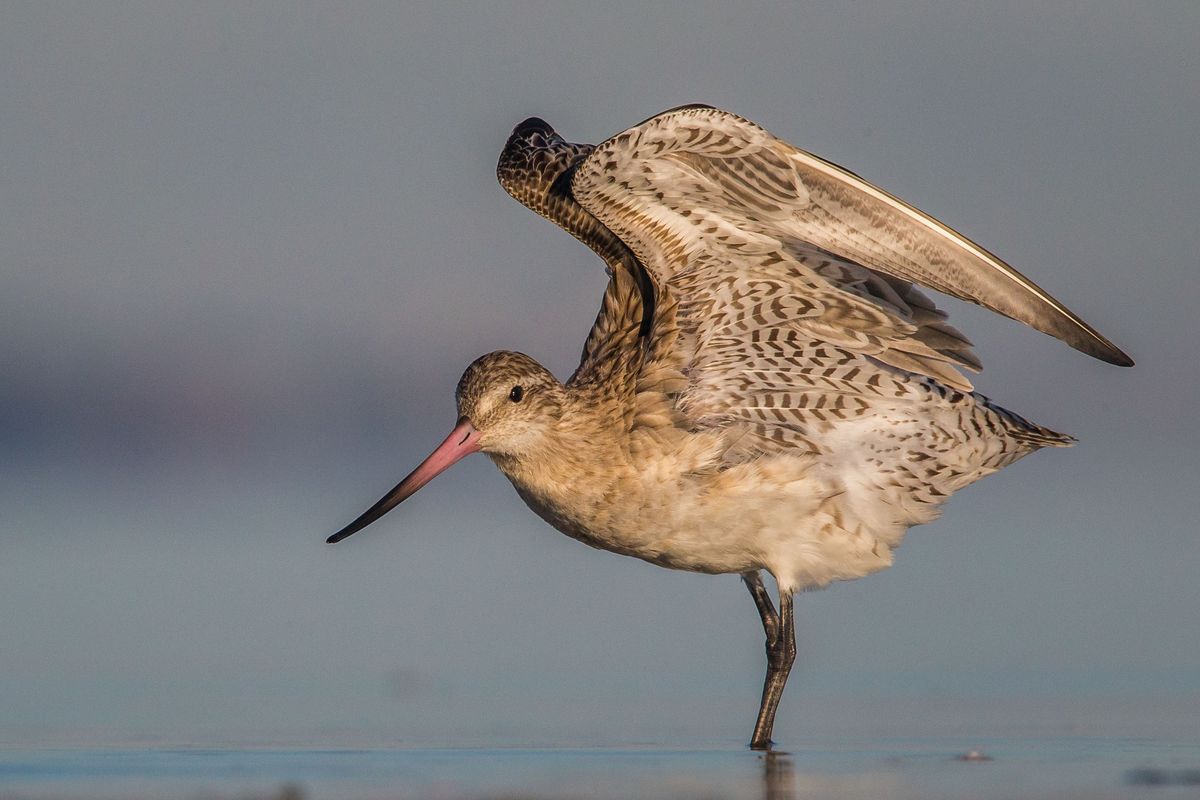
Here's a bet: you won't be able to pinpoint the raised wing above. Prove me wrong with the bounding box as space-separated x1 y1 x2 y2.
570 105 1132 368
497 117 656 344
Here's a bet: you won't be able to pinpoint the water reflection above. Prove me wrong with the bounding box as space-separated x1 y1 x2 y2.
762 750 796 800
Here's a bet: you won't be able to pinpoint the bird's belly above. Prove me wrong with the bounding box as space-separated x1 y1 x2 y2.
508 482 744 575
512 462 903 591
513 482 759 574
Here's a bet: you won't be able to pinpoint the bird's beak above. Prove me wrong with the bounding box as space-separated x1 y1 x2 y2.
326 417 482 544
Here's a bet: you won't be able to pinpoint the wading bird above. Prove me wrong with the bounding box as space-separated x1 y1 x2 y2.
328 106 1131 749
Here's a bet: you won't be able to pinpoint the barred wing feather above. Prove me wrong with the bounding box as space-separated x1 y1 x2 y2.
570 105 1132 374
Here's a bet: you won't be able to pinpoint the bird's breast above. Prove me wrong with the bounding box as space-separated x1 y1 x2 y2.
495 444 812 576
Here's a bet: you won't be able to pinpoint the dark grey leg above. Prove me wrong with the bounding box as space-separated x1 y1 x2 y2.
743 570 779 644
743 571 796 750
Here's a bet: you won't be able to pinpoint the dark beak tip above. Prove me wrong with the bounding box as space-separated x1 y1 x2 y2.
325 418 476 548
326 530 353 544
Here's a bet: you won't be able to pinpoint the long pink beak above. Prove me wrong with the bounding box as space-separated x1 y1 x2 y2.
326 417 482 544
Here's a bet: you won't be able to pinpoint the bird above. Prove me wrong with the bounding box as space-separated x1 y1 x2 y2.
327 105 1132 750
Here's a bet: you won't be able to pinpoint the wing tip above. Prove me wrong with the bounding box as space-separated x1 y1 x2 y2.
497 117 565 198
511 116 555 138
1098 346 1135 368
1069 327 1134 367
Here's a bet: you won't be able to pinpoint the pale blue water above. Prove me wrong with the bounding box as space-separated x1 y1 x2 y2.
2 737 1198 799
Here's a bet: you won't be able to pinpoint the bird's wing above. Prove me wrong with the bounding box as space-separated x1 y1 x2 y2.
497 117 657 353
570 105 1132 370
496 112 976 398
560 105 1130 460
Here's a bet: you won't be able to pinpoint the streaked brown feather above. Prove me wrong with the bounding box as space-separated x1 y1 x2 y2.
497 106 1088 493
497 117 657 343
573 106 1132 366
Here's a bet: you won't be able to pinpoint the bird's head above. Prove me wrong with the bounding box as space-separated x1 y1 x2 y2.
454 350 565 459
326 350 562 544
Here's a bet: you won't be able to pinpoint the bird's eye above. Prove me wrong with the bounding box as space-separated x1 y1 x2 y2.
509 385 524 403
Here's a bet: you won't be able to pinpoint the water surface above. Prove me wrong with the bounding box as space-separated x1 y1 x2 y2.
3 736 1198 799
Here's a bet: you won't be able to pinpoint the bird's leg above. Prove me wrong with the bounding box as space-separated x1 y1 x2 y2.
746 575 796 751
742 571 780 647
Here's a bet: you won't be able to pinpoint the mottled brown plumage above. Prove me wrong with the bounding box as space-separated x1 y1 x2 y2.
332 105 1131 750
497 117 657 340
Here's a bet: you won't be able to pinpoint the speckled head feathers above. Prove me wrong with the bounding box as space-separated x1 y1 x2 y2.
455 351 565 457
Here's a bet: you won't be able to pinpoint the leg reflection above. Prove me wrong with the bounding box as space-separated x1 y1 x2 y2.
761 750 795 800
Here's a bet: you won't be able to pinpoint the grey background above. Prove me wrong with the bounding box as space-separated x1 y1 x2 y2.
1 2 1196 746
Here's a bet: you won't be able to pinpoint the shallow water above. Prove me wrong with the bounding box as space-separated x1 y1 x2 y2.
2 737 1198 800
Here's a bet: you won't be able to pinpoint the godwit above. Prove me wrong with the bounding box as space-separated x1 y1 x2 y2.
328 105 1131 749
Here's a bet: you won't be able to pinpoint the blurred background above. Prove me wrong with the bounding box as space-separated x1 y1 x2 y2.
1 2 1196 748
